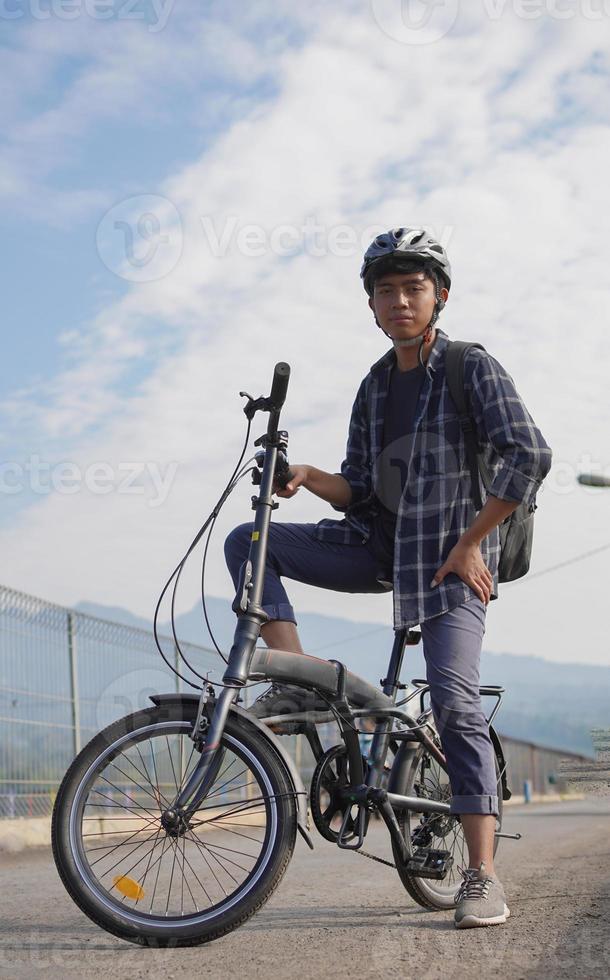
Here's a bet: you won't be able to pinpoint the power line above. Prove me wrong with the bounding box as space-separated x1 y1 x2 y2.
503 540 610 584
308 541 610 653
308 623 389 653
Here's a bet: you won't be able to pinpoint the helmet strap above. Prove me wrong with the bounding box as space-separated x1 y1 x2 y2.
375 314 436 353
390 321 433 349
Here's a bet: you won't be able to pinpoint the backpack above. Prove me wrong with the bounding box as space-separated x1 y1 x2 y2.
444 340 536 583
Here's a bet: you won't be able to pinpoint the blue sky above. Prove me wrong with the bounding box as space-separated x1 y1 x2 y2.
1 2 609 665
1 5 289 403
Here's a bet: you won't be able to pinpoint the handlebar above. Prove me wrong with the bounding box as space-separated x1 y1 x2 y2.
269 362 290 411
241 362 291 430
265 362 290 442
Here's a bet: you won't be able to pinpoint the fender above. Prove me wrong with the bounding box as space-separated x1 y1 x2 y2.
149 693 314 848
489 725 512 801
387 739 420 796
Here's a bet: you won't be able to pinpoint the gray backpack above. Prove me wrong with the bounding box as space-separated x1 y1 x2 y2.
444 340 536 583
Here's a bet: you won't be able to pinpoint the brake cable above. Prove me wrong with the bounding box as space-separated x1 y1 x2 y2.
153 415 266 689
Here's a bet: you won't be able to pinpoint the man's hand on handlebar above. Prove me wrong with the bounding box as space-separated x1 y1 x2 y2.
273 464 310 498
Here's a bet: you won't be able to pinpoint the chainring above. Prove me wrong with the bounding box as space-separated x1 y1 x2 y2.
309 744 365 843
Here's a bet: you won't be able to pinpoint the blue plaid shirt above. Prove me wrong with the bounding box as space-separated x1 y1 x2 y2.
313 327 552 629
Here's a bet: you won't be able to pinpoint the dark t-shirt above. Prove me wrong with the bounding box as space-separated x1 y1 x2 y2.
368 361 426 567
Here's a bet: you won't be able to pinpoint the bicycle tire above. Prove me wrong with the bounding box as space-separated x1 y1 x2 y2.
391 739 503 911
52 703 297 946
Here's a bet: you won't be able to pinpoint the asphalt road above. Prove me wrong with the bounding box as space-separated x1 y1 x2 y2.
1 800 608 980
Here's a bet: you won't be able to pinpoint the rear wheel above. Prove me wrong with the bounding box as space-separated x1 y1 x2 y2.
52 704 297 945
391 741 503 911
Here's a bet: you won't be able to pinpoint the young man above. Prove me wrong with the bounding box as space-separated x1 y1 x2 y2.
225 227 552 928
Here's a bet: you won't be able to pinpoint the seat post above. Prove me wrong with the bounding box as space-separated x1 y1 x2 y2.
365 628 411 789
381 628 410 700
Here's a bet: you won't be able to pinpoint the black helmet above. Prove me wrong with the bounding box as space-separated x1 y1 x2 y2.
361 227 451 296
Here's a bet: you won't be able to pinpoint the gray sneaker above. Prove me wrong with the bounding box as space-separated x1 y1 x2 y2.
454 862 510 928
248 683 330 734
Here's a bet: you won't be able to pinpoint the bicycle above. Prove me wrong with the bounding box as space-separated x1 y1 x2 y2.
52 363 519 946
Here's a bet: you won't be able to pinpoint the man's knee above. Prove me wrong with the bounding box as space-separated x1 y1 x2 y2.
428 680 486 736
434 699 486 729
224 522 254 569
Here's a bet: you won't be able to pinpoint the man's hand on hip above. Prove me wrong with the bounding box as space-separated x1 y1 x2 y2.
430 541 493 605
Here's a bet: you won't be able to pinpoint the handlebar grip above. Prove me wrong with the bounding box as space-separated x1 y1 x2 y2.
269 362 290 410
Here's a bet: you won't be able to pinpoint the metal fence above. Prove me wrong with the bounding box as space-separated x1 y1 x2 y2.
0 583 592 820
0 584 229 818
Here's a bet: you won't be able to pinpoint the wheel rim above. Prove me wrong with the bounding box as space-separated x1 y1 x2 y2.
69 721 279 927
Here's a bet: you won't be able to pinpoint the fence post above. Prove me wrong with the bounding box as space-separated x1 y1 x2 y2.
68 612 81 756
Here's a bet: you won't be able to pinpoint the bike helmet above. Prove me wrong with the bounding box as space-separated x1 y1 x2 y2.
361 227 451 296
361 228 451 363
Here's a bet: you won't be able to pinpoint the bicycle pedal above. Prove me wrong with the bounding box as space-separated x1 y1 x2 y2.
404 847 453 879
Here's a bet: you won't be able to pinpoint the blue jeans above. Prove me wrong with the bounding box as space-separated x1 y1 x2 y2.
224 521 498 816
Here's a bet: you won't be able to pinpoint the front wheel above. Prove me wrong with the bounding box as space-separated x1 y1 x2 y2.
52 703 297 946
391 740 503 911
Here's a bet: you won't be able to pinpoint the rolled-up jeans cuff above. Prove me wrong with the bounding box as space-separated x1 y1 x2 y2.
261 602 297 625
450 794 499 816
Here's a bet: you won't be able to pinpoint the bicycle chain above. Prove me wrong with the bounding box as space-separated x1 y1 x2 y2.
353 848 396 868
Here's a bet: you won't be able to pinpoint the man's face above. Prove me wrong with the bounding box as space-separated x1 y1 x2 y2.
368 270 448 340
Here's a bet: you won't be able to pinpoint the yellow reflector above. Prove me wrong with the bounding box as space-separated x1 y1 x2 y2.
113 875 145 900
251 531 260 541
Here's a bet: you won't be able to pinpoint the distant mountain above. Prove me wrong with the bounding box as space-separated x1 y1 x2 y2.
75 596 609 756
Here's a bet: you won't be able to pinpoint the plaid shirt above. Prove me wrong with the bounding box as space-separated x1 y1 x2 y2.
313 327 552 629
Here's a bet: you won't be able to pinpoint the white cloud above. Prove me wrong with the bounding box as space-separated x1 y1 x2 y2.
1 5 609 665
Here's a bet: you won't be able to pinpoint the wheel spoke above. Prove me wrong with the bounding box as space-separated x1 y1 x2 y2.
183 829 230 893
175 836 214 904
149 835 172 912
84 815 160 854
203 766 250 801
177 741 199 795
165 735 180 794
82 802 152 810
192 837 252 877
134 742 165 802
196 838 262 862
95 776 160 821
136 824 164 904
92 827 161 874
164 836 179 915
196 821 265 847
106 758 168 811
176 835 199 914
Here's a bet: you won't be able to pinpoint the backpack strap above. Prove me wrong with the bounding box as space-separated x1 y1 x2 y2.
444 340 488 512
